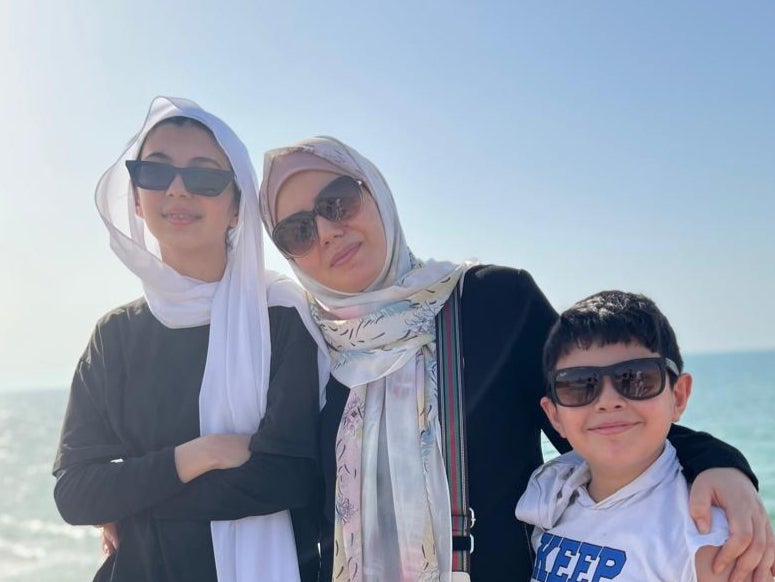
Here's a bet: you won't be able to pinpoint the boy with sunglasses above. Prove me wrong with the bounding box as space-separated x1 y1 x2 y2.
516 290 735 582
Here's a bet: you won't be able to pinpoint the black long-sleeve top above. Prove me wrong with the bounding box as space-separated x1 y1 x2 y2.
53 299 322 582
318 265 756 582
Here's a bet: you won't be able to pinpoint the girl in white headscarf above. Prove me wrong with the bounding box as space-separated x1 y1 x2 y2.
258 136 772 582
53 97 327 582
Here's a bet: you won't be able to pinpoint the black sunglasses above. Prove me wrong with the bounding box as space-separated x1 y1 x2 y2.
272 175 364 258
125 160 234 197
549 357 679 407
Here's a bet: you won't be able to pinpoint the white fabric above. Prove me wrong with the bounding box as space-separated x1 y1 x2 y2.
515 442 729 582
96 96 328 582
259 136 476 582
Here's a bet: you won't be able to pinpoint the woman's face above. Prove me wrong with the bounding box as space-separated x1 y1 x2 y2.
275 169 387 293
134 122 239 280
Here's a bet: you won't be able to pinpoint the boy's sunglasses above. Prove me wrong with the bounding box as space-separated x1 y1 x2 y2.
125 160 234 197
272 175 364 258
549 357 679 407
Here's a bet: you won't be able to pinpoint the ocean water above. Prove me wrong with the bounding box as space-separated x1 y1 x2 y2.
1 350 773 581
0 389 103 581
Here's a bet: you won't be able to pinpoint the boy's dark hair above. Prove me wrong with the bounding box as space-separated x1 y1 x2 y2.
543 290 683 381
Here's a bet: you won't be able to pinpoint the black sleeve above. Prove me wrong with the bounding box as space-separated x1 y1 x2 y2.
153 453 318 520
667 424 757 487
54 449 184 525
461 265 570 528
53 321 185 526
154 306 321 521
513 273 570 455
475 265 568 455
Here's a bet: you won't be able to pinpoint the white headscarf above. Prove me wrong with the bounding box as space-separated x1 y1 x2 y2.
96 97 327 582
260 137 476 582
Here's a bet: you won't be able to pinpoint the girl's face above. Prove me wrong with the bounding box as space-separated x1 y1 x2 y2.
275 169 387 293
134 122 239 281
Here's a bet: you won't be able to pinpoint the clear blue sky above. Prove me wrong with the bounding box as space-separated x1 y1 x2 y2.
1 1 773 390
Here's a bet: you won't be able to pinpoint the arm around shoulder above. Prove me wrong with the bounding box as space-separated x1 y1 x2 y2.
668 424 757 486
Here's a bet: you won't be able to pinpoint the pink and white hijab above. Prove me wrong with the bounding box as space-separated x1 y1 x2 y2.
260 137 475 582
96 97 327 582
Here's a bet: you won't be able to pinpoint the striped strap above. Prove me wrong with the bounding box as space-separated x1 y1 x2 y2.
436 286 474 573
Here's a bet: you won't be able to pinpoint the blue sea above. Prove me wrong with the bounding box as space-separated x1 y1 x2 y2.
1 350 773 580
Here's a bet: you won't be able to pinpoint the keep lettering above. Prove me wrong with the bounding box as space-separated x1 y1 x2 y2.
532 533 627 582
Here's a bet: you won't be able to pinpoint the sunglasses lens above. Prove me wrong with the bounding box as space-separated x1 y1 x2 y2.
181 167 233 197
553 370 601 407
611 360 664 400
130 161 175 190
316 176 362 221
273 217 317 257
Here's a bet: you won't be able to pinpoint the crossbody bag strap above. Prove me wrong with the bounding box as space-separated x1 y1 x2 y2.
436 284 475 574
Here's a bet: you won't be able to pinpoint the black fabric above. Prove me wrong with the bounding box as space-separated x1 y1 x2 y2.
317 265 757 582
452 536 473 552
53 299 321 582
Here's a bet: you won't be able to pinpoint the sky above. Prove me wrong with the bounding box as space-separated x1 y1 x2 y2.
1 1 773 391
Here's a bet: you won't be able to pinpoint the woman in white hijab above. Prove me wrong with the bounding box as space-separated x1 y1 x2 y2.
258 136 774 582
53 97 327 582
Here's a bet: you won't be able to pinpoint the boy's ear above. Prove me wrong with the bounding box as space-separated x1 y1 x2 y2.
671 373 692 422
540 396 566 439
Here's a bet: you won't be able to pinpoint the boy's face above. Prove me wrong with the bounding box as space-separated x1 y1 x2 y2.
541 341 692 485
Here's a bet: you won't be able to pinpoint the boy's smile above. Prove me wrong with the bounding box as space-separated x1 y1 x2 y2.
541 341 692 501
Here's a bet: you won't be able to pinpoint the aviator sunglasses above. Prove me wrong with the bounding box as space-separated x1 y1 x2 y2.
549 356 679 407
272 175 364 258
125 160 234 197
